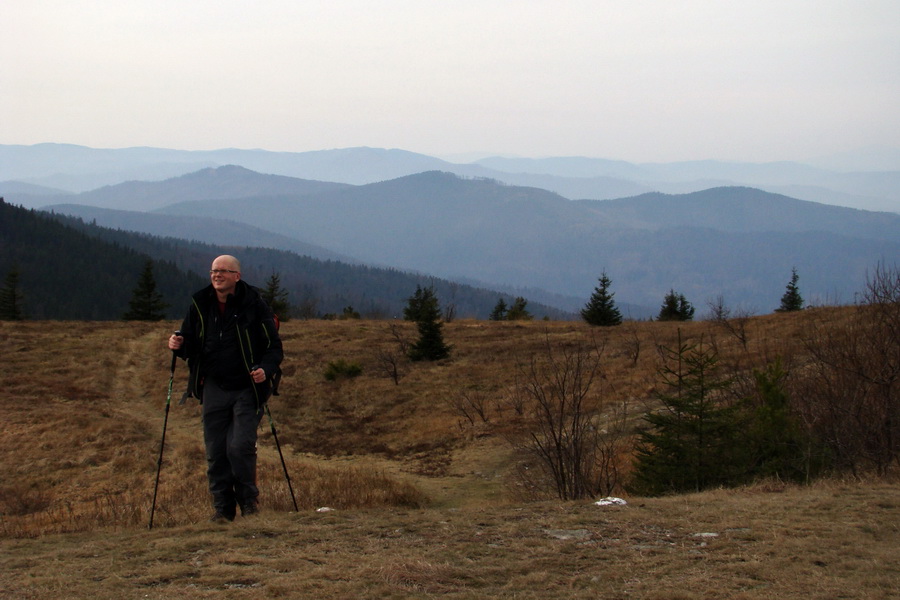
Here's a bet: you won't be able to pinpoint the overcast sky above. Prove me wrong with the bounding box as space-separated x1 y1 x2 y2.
3 1 898 163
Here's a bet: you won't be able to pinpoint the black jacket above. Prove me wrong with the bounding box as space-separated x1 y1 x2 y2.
176 280 283 408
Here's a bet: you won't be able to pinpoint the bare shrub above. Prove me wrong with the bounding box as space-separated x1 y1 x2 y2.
508 334 627 499
590 398 632 497
447 389 492 427
376 350 404 385
292 292 319 320
707 294 754 350
796 263 900 476
622 321 642 367
376 322 411 384
497 367 527 417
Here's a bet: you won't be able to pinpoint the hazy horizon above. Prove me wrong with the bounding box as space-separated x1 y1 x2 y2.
4 1 898 165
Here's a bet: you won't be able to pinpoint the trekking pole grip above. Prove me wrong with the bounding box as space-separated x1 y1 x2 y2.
170 330 181 372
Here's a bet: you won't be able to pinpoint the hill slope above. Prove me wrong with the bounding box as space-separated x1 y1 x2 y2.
155 170 900 310
0 199 203 319
43 203 354 263
0 199 572 319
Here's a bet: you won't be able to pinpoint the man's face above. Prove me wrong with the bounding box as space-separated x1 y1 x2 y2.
210 257 241 297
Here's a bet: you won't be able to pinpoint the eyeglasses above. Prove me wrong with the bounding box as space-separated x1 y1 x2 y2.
209 269 239 275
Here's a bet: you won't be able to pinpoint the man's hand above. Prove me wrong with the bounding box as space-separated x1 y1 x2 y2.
168 334 183 351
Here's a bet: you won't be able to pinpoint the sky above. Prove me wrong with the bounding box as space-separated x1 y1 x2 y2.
3 1 899 163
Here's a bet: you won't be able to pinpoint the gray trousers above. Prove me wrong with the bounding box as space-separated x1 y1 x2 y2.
202 378 264 516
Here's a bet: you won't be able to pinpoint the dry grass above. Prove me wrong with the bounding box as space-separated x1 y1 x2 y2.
1 480 897 599
1 313 898 598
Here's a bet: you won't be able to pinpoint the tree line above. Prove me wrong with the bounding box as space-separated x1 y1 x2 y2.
0 238 807 327
0 199 202 320
578 268 803 327
0 199 571 321
0 197 808 323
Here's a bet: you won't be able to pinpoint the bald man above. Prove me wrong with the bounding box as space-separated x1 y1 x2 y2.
169 255 284 522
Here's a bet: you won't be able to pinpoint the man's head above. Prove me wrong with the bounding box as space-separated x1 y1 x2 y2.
210 255 241 299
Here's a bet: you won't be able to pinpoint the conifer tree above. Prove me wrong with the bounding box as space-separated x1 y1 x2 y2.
340 305 361 319
261 271 291 321
630 334 744 495
581 272 622 326
405 285 450 361
0 266 26 320
744 360 820 482
776 267 804 312
122 260 168 321
657 289 695 321
505 296 533 321
489 298 508 321
403 285 436 322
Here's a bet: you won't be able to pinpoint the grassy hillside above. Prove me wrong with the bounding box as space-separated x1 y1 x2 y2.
1 311 898 598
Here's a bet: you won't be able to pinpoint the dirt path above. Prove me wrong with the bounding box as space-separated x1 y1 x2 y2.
300 434 517 509
109 326 203 446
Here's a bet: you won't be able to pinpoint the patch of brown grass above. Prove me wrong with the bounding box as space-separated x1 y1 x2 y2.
2 479 897 599
0 311 877 533
0 320 432 536
1 312 899 597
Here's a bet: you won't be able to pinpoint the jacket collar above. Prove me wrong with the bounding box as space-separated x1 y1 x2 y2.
195 279 253 307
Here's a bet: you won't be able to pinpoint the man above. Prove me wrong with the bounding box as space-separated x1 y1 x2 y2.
168 255 284 522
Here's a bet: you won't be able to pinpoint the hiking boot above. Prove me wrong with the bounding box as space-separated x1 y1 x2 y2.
239 501 260 517
209 510 235 523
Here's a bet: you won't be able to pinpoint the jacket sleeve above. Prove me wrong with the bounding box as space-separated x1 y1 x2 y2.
175 301 202 362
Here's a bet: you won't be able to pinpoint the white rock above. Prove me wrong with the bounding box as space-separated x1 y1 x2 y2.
595 497 627 506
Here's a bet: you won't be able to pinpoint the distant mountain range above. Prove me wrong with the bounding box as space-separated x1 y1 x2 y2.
7 160 896 316
2 143 898 213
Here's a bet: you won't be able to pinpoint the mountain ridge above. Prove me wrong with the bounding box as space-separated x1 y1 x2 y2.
92 167 900 311
578 187 900 240
2 143 897 212
7 159 900 316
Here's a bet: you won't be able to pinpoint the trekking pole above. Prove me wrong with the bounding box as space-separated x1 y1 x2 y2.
149 331 180 530
264 403 299 512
